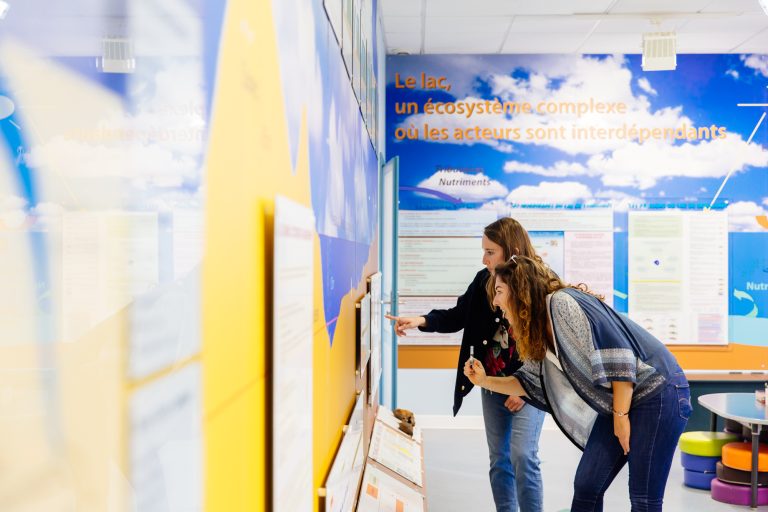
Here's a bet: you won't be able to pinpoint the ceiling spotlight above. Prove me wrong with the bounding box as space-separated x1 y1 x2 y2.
760 0 768 16
642 32 677 72
0 1 10 20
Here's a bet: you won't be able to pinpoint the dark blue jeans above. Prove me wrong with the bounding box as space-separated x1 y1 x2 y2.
571 372 692 512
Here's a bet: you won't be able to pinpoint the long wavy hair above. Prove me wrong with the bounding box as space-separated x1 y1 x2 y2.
483 217 543 308
493 256 602 361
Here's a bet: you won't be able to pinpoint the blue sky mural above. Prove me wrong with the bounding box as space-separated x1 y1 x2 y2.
387 54 768 231
387 54 768 335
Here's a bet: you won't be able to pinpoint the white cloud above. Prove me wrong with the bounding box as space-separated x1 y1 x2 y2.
503 160 592 178
505 181 592 203
637 78 657 96
501 130 767 189
0 194 26 210
354 103 371 243
479 199 510 215
322 99 346 238
725 201 768 232
273 0 321 172
481 181 644 212
28 136 200 189
418 170 508 202
0 95 14 119
726 69 739 80
741 55 768 77
593 189 642 212
586 134 768 189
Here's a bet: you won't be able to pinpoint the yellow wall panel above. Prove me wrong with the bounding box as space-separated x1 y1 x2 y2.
204 381 262 511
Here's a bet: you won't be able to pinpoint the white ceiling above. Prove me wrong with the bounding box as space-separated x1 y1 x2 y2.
381 0 768 54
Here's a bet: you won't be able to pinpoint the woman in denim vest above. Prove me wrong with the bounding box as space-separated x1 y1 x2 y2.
465 256 691 512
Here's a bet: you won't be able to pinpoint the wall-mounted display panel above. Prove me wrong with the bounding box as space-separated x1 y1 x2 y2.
628 210 728 345
356 463 426 512
273 196 316 512
368 422 422 487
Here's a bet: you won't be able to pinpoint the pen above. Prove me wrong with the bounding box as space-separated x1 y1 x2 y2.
469 346 475 366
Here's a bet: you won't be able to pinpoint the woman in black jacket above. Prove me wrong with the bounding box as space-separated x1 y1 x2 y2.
386 217 547 512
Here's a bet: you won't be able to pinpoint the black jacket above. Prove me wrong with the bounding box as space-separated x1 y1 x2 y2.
418 268 522 415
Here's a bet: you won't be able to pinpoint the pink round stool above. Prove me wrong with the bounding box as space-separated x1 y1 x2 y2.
711 478 768 506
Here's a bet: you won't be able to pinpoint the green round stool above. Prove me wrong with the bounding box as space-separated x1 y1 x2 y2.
679 431 739 457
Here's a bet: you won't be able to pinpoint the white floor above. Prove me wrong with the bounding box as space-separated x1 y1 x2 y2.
422 419 749 512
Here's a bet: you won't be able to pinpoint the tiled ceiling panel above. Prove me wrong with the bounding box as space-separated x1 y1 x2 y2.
382 0 768 54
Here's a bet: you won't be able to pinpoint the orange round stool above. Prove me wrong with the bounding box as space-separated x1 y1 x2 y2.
721 442 768 472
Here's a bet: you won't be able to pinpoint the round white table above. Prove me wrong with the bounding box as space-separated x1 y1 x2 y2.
698 393 768 509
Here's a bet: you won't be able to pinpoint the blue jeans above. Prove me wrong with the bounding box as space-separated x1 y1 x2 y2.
571 372 692 512
482 388 546 512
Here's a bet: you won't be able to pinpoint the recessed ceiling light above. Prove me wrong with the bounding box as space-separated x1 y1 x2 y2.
0 1 10 20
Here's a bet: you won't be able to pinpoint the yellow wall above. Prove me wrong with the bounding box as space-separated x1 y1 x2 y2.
203 1 374 510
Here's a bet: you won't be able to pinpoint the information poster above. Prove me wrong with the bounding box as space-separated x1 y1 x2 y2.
508 207 613 232
369 272 382 404
368 422 422 487
628 210 728 344
63 212 159 341
529 231 564 278
398 237 481 296
396 297 463 346
273 196 316 511
356 464 426 512
564 231 614 307
358 293 371 373
399 210 496 237
129 363 203 512
325 391 366 512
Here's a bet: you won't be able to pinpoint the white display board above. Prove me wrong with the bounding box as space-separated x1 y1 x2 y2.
129 270 201 379
171 209 204 281
564 231 614 307
396 297 463 346
529 231 565 278
399 210 496 237
509 207 614 232
358 293 372 374
63 212 159 341
368 422 422 487
356 464 426 512
628 210 728 345
398 237 481 296
369 272 382 404
129 363 203 512
325 392 366 512
273 196 316 511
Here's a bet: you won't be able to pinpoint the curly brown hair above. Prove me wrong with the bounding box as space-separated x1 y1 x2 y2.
493 256 602 361
483 217 544 308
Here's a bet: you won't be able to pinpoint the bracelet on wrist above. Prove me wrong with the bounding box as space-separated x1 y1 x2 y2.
612 408 629 417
